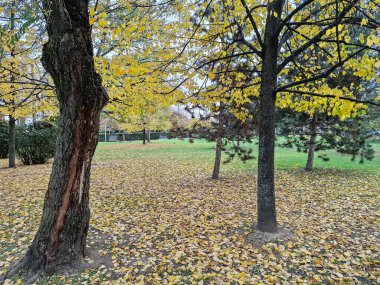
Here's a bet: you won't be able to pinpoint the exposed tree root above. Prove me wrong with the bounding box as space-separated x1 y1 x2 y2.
1 267 42 285
0 243 115 285
0 250 44 285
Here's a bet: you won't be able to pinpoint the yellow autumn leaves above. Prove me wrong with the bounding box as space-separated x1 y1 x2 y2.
0 19 56 119
1 142 379 284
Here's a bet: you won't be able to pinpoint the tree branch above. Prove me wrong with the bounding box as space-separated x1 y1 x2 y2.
277 47 367 91
279 89 380 107
278 0 359 73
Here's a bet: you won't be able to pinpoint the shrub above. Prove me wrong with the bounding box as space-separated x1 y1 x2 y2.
17 121 57 165
124 132 161 141
0 121 8 159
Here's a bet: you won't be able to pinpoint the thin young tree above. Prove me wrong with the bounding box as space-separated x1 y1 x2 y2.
0 0 53 168
277 109 375 171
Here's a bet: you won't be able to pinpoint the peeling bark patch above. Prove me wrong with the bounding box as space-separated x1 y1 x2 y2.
78 156 90 205
49 113 83 249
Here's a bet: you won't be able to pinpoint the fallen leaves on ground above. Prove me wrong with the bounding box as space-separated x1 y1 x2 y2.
0 143 379 284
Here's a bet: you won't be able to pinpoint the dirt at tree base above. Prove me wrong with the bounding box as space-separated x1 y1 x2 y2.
247 227 295 247
0 227 119 285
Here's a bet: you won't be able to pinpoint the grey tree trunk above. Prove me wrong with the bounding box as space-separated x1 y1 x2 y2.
305 113 318 171
8 0 16 169
147 129 151 143
212 136 222 180
4 0 108 281
8 115 16 168
257 0 285 233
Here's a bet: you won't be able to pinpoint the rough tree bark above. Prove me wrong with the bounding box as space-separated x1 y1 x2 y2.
3 0 108 282
8 115 16 168
212 136 222 180
305 113 318 171
257 0 285 233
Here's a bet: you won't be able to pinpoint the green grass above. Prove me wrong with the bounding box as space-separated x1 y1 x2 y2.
95 138 380 173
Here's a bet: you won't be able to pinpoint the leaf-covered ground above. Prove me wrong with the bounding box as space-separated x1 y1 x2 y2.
0 141 379 284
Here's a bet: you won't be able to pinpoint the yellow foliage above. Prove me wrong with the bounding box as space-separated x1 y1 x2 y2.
0 143 379 283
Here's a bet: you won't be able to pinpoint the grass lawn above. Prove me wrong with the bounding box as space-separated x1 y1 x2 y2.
95 138 380 172
0 139 379 284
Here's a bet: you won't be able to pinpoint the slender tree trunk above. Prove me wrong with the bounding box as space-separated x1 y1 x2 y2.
143 129 146 144
8 0 16 169
212 136 222 179
257 0 285 233
104 123 107 142
5 0 108 280
305 113 318 171
8 115 16 168
147 129 151 143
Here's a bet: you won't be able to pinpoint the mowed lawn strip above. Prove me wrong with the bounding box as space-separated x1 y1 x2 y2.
95 138 380 172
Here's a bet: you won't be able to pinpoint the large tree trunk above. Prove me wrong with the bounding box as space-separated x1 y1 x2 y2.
212 136 222 180
5 0 108 281
8 115 16 168
257 0 284 233
305 113 318 171
143 128 146 145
